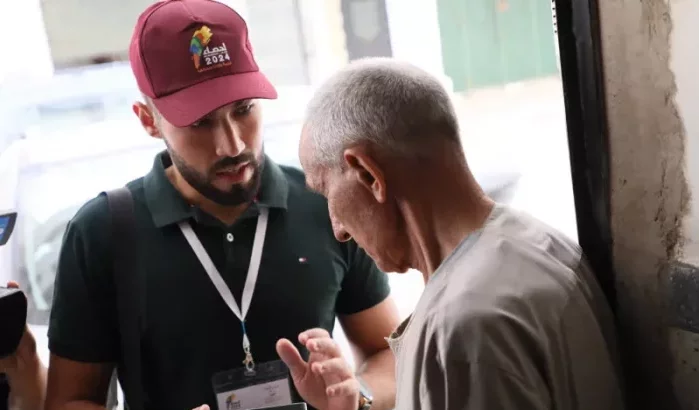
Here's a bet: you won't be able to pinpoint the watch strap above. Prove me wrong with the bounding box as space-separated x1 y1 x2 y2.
357 377 373 410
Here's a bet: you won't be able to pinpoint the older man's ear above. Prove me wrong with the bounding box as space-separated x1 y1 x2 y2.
342 148 387 204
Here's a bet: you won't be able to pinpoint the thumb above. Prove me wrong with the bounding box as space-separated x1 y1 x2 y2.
276 338 307 381
192 405 210 410
6 281 19 289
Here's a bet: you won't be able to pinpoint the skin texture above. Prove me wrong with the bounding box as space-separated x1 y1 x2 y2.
138 98 266 223
297 128 494 282
45 100 400 410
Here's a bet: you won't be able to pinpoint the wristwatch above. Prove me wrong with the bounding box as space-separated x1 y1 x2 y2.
357 378 374 410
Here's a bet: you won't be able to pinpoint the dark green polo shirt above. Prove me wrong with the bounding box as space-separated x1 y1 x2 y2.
48 151 390 410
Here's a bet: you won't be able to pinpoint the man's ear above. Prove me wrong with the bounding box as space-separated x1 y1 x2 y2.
342 147 387 203
133 102 161 138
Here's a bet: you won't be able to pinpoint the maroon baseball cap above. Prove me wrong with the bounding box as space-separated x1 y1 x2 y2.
129 0 278 127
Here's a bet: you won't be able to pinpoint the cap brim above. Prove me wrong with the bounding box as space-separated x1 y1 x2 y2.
151 71 278 127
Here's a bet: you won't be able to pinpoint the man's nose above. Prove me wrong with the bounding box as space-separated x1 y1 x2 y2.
331 219 352 243
215 121 246 157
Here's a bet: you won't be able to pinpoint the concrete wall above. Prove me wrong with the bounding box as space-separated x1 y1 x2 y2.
597 0 698 408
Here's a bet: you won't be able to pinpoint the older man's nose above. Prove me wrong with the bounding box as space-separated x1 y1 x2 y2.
331 220 352 242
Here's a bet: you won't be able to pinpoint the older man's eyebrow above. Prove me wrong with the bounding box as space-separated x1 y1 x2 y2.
305 178 323 194
304 177 315 191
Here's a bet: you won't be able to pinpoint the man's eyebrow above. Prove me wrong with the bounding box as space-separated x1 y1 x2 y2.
305 178 321 194
305 179 315 191
234 98 253 106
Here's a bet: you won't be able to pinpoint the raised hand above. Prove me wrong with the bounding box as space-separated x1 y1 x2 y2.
276 328 359 410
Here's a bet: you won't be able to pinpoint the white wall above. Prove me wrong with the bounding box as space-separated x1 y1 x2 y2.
41 0 151 67
670 0 699 266
668 5 699 407
0 142 26 285
0 0 53 83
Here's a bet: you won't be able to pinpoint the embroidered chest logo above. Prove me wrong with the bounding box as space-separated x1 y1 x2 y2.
190 25 232 72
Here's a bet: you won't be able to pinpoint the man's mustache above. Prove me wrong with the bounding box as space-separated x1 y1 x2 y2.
210 153 256 174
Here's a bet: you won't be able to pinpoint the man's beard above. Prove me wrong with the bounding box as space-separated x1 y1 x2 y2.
168 146 265 207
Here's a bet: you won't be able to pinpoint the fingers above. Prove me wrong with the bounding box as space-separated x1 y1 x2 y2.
305 336 342 358
326 377 360 398
6 281 18 288
192 405 210 410
311 357 353 380
275 338 308 381
298 328 331 344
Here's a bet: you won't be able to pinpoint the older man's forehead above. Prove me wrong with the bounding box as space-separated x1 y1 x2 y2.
299 126 323 173
297 128 319 188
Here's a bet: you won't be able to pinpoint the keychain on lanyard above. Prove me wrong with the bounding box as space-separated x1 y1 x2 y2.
179 207 269 373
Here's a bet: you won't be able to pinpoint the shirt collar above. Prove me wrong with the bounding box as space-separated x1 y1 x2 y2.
144 151 289 228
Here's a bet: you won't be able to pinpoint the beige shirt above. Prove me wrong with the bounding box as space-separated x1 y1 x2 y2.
387 205 624 410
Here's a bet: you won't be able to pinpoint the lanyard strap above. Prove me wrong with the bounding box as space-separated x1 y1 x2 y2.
178 207 269 371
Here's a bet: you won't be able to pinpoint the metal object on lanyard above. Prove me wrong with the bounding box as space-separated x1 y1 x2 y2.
179 207 269 372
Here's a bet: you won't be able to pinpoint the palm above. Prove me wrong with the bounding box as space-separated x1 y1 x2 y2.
277 334 359 410
294 352 356 410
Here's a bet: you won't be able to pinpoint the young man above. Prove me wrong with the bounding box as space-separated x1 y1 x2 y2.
288 57 626 409
45 2 399 410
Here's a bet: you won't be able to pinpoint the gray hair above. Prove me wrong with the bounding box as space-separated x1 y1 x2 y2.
303 57 461 166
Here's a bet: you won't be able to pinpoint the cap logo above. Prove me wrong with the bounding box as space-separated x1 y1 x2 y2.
189 25 232 73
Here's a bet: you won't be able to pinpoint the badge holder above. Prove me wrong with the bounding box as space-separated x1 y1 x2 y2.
212 360 295 410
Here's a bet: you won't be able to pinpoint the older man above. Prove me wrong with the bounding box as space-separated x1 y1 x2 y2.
278 58 625 409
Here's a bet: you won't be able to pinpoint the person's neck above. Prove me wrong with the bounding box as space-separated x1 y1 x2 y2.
166 166 248 225
398 163 494 283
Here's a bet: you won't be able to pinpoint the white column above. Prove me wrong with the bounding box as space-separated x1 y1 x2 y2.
297 0 350 85
384 0 452 91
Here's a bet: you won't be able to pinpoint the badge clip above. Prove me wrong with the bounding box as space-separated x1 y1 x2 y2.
243 346 256 374
242 323 256 374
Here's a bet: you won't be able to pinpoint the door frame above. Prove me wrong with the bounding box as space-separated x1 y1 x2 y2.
554 0 615 308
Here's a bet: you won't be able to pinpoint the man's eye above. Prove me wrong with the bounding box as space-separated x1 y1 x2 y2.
235 103 254 116
190 118 212 128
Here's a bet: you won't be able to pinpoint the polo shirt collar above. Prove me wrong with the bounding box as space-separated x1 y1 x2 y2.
144 151 289 228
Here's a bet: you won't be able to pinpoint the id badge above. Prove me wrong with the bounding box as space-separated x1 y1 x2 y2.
212 360 293 410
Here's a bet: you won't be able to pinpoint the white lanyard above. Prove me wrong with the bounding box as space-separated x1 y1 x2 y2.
178 207 269 371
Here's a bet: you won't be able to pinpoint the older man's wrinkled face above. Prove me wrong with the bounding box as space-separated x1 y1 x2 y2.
299 130 410 273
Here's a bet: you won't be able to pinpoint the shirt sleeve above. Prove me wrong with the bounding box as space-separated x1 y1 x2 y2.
421 359 551 410
334 239 391 315
48 196 119 363
419 307 552 410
